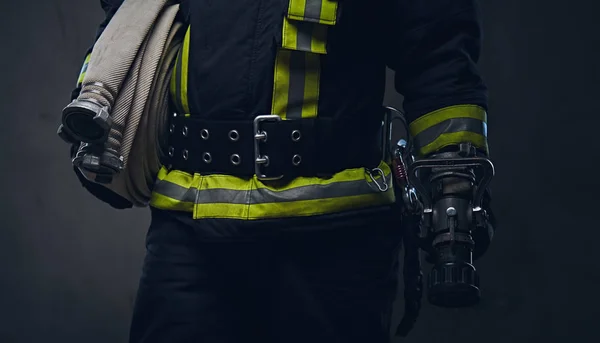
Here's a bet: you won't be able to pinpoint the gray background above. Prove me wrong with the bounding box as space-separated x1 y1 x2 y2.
1 0 599 342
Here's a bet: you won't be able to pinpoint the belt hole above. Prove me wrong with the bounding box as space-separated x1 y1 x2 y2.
201 129 210 140
229 130 240 141
169 124 175 134
168 146 174 157
183 149 189 160
292 154 302 166
291 130 301 142
182 126 188 137
230 154 241 165
203 152 212 164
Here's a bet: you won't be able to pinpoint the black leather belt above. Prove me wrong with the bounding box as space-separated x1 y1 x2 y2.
165 114 381 180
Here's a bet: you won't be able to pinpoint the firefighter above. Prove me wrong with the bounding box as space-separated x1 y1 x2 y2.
66 0 494 342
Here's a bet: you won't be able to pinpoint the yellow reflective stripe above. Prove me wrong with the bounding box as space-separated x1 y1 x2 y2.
194 193 394 220
271 50 321 119
284 51 305 119
282 17 300 51
180 26 191 114
417 132 489 157
168 26 191 116
282 18 328 54
409 105 487 136
150 168 198 211
77 72 86 85
311 24 328 53
288 0 338 25
156 162 390 193
288 0 307 19
76 53 92 86
302 53 320 118
149 163 396 220
151 192 195 212
276 0 332 118
271 50 292 119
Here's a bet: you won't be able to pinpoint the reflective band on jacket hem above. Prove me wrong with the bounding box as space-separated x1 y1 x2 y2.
409 105 489 156
149 162 395 219
288 0 339 25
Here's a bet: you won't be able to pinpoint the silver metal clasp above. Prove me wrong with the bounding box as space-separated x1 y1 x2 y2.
367 167 389 192
253 114 284 180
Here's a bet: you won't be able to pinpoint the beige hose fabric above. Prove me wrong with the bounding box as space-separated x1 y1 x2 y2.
77 0 185 206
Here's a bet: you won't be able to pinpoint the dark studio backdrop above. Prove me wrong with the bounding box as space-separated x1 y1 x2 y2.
0 0 598 342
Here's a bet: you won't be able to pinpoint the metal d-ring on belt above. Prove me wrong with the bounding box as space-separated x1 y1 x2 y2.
164 114 383 181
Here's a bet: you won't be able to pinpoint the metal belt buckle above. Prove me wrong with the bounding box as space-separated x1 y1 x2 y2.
253 114 284 180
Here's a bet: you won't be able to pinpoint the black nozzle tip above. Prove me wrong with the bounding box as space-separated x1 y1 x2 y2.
63 108 105 142
427 261 480 308
61 99 111 144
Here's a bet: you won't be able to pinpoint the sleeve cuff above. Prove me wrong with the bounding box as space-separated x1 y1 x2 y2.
409 104 488 156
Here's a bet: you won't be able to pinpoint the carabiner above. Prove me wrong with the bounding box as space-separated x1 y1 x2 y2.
367 167 389 192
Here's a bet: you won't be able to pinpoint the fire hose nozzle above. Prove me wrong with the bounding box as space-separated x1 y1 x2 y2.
61 98 112 145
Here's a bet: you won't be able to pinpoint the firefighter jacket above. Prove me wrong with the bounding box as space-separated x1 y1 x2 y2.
71 0 489 219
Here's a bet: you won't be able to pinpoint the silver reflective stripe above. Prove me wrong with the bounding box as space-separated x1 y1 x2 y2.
413 118 488 150
295 21 314 52
304 0 323 22
286 51 306 119
154 179 198 203
154 173 392 204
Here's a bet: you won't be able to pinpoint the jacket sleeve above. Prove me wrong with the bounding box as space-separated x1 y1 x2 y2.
385 0 489 157
70 0 124 101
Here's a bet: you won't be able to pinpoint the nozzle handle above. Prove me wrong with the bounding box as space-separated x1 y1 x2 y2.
408 157 495 212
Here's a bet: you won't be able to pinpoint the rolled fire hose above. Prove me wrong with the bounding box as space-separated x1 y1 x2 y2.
63 0 185 206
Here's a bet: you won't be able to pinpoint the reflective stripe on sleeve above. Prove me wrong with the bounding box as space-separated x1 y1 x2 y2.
409 105 489 156
76 53 92 86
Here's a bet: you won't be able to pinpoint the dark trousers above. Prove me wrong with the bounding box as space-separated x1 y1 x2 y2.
129 206 403 343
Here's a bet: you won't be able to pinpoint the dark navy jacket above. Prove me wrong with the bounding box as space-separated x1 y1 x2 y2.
80 0 487 125
71 0 489 209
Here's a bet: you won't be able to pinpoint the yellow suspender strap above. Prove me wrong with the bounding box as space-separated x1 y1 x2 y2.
170 26 191 115
287 0 339 25
272 0 339 120
168 1 338 119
